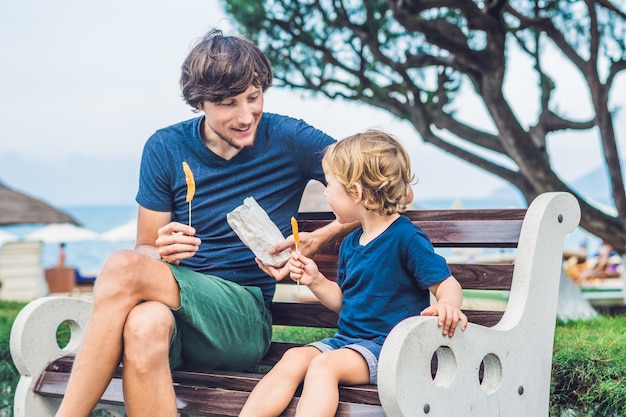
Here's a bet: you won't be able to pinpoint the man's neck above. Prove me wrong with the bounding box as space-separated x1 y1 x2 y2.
200 119 242 161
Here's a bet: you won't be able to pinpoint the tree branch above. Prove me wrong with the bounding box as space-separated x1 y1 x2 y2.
505 5 588 71
596 0 626 19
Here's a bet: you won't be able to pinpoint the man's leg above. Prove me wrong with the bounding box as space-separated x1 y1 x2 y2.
122 302 177 417
55 249 181 417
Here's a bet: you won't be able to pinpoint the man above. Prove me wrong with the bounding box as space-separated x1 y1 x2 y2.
55 29 348 417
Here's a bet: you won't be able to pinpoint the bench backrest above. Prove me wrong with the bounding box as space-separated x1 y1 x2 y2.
266 209 526 364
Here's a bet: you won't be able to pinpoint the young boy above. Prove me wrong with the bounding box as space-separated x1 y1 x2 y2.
240 130 468 417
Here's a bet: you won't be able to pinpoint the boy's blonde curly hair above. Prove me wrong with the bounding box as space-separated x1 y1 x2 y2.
323 129 415 215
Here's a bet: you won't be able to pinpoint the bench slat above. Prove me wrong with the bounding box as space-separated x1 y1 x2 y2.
172 369 380 406
271 302 339 328
283 263 515 290
417 220 523 247
297 209 527 223
35 371 384 416
299 210 524 248
312 221 522 256
36 362 382 415
271 301 504 329
449 264 514 290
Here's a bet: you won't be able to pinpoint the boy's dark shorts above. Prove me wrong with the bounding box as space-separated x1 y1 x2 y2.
309 335 381 384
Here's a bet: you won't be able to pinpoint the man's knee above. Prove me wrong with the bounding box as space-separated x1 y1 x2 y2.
123 302 174 365
96 249 145 291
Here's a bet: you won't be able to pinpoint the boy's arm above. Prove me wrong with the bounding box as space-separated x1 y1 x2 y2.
274 184 413 257
289 251 344 313
430 276 464 308
422 276 467 337
307 273 343 313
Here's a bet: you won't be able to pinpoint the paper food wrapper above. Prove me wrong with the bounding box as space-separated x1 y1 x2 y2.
227 197 290 267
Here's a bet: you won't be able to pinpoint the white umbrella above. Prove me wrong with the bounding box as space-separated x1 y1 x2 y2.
0 230 19 245
25 223 99 243
100 219 137 242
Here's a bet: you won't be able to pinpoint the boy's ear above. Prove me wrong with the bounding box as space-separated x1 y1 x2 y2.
352 183 364 203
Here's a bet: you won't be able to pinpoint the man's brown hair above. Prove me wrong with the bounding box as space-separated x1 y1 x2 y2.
180 29 273 109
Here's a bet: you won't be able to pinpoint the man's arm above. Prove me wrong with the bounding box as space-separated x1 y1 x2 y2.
136 205 200 264
271 219 358 258
273 184 413 256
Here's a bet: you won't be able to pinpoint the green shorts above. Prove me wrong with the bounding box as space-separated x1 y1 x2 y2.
166 264 272 372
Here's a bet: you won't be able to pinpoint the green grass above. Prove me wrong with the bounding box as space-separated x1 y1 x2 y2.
0 301 24 416
272 325 335 343
551 316 626 416
2 300 626 416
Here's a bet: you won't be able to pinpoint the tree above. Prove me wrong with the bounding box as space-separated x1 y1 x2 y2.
222 0 626 254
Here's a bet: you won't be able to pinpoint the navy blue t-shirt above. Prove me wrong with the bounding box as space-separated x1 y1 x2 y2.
136 113 335 302
336 216 451 344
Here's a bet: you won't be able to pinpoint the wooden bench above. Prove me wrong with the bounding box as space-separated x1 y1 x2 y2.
10 192 580 417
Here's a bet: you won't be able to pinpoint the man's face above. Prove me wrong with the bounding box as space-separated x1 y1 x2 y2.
199 85 264 157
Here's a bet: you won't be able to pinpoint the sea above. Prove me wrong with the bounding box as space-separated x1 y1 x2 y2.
0 196 601 277
1 205 138 276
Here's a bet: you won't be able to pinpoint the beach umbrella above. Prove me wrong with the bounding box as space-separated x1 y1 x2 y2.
0 230 19 245
25 223 98 243
0 182 79 226
100 219 137 242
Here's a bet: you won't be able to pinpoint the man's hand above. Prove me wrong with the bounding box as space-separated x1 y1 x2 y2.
270 231 320 258
155 222 200 265
271 219 359 259
255 257 291 281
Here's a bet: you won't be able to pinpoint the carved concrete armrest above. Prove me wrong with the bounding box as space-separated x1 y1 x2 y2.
10 296 124 417
378 192 581 417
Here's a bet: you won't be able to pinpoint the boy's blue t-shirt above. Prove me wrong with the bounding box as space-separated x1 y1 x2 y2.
136 113 335 302
336 216 452 344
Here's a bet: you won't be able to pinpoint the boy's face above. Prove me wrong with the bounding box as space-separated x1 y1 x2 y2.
323 167 360 224
198 85 264 158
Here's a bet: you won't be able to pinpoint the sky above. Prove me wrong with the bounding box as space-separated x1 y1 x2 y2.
1 0 624 207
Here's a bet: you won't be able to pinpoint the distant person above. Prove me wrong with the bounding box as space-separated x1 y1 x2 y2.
565 241 588 284
51 242 93 283
56 242 66 268
44 242 77 294
239 130 467 417
579 241 620 282
54 29 364 417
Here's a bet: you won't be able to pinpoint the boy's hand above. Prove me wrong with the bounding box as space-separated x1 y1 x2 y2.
287 251 319 286
420 303 468 337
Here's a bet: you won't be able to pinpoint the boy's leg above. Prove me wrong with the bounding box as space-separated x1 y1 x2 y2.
239 346 321 417
55 250 181 417
296 349 370 417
